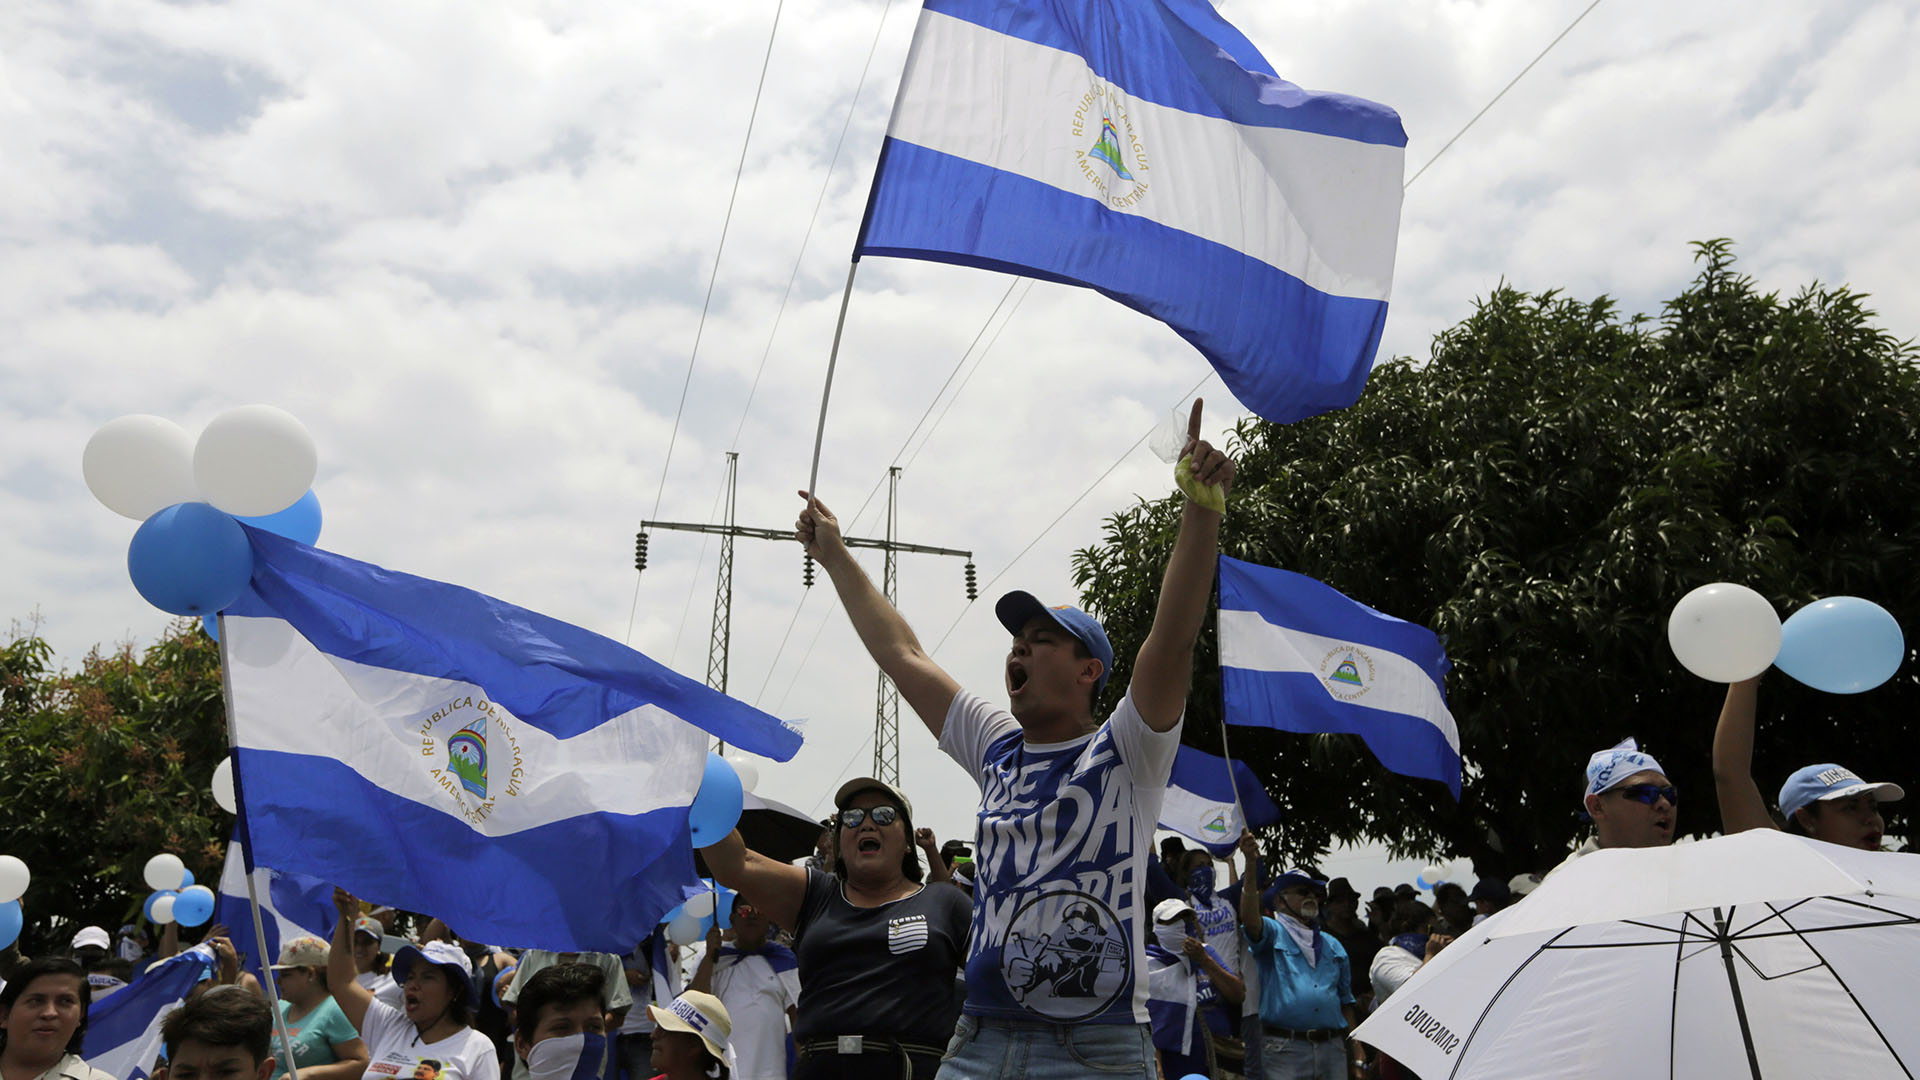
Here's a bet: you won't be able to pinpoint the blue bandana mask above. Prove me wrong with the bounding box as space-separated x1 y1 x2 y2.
1187 865 1216 903
1393 932 1429 958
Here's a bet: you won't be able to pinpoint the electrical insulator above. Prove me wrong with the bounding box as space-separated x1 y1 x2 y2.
634 531 650 572
802 552 815 588
964 560 978 601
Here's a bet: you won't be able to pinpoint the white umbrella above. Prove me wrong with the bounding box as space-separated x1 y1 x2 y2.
1353 830 1920 1079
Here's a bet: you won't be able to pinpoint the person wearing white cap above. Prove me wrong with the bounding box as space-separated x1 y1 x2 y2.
1144 898 1243 1079
646 991 730 1080
266 936 368 1080
795 401 1234 1078
327 890 499 1080
1712 676 1903 851
1550 737 1678 877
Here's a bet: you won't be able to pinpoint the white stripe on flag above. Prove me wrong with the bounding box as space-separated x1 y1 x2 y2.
1218 607 1460 753
227 615 707 836
1159 784 1244 847
889 10 1403 300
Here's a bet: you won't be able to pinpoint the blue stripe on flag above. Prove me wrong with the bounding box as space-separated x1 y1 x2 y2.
224 529 800 758
236 748 697 952
858 139 1389 424
922 0 1404 144
81 946 215 1080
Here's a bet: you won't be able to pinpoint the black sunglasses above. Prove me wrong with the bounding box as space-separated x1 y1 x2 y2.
838 805 901 829
1611 783 1678 807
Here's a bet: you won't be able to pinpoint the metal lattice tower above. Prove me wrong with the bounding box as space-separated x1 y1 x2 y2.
874 468 902 785
635 457 977 782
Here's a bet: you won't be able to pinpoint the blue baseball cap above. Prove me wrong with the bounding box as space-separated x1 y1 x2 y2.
1262 867 1325 907
995 591 1114 693
1778 764 1904 821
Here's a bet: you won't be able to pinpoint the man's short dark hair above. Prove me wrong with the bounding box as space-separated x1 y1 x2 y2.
162 986 273 1062
513 963 607 1041
0 958 91 1055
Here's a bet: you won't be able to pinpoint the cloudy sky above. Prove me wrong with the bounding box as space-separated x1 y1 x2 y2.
4 0 1915 886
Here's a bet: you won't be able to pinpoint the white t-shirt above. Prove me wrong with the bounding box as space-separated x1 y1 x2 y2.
1368 943 1423 1009
358 971 405 1011
357 999 500 1080
939 687 1181 1025
711 946 800 1080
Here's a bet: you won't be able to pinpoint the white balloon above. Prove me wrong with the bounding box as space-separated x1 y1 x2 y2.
724 754 760 795
82 415 199 520
194 405 318 516
667 913 701 945
1420 864 1445 887
683 892 716 919
143 852 186 891
1668 583 1782 682
211 758 237 814
150 894 177 925
0 856 29 903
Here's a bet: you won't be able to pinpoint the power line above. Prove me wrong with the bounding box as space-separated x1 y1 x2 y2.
1403 0 1605 190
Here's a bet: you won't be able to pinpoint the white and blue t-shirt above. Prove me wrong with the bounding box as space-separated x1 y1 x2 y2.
939 688 1181 1025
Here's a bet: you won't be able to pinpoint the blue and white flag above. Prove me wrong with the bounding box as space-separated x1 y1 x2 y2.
858 0 1407 423
80 945 216 1080
1217 556 1460 798
1159 745 1280 855
214 829 336 979
222 528 803 952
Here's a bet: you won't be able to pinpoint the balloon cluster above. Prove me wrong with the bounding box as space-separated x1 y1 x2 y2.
1667 584 1905 693
688 752 763 846
0 855 29 949
662 878 739 946
83 407 322 617
1414 856 1474 891
141 853 215 927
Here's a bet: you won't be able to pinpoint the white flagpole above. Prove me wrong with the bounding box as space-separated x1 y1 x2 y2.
805 259 862 500
216 614 302 1080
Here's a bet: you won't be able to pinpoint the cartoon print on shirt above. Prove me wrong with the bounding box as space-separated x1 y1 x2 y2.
1000 891 1127 1021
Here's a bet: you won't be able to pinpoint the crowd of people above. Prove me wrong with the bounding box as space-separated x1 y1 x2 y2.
2 405 1907 1080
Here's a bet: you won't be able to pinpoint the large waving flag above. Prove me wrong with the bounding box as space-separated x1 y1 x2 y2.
214 829 336 978
81 945 216 1080
222 528 802 952
1160 745 1281 854
857 0 1406 423
1217 556 1460 798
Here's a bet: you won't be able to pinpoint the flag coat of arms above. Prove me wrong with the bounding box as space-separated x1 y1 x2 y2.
221 528 802 952
1216 555 1460 798
858 0 1407 422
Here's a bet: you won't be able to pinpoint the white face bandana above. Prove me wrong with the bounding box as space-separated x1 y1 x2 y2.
1153 921 1190 955
527 1032 608 1080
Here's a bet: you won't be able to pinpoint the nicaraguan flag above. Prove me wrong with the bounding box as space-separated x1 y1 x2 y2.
857 0 1406 423
222 529 803 952
214 829 336 979
1217 555 1460 798
80 945 215 1080
1159 745 1281 854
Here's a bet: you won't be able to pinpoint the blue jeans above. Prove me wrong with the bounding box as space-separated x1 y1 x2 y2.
937 1015 1155 1079
1261 1034 1344 1080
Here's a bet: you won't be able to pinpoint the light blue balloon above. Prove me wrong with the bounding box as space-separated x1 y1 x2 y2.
0 900 20 949
127 502 254 615
172 885 216 927
237 490 323 546
201 615 220 641
179 868 195 889
143 890 177 922
1776 597 1905 694
688 754 744 846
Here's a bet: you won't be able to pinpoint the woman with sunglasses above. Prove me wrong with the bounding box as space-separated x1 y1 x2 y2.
1712 677 1903 850
700 777 970 1080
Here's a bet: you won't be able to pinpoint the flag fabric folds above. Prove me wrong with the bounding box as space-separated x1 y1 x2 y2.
215 830 337 980
222 528 802 952
1159 745 1281 854
857 0 1407 423
80 945 216 1080
1216 555 1461 798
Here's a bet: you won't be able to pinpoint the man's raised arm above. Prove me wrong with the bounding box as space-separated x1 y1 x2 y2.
797 492 962 737
1130 399 1234 732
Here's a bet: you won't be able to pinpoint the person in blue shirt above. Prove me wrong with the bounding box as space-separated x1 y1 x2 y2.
1236 839 1361 1080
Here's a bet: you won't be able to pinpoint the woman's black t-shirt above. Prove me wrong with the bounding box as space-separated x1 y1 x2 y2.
790 869 971 1048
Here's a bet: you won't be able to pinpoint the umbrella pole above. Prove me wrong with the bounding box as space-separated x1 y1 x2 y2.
1712 907 1764 1079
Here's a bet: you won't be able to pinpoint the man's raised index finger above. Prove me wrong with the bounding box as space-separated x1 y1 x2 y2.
1187 398 1204 441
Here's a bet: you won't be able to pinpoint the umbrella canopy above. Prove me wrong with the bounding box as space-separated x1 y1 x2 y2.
1354 830 1920 1079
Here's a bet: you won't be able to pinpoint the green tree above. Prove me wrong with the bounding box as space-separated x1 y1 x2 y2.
1073 241 1920 875
0 620 229 954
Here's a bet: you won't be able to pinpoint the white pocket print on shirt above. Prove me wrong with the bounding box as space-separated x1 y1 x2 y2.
888 914 930 955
